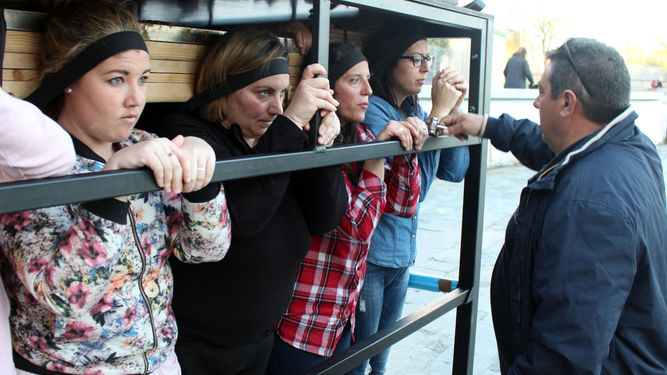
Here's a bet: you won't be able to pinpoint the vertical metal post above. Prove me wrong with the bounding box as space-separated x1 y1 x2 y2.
1 7 6 85
452 21 492 374
308 0 330 150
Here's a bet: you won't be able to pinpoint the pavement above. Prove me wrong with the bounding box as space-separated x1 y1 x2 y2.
384 143 667 375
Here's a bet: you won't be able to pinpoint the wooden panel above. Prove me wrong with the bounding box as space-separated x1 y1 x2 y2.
4 31 42 54
1 81 37 98
2 29 304 103
329 29 367 47
147 83 193 102
146 41 205 61
289 66 302 78
3 53 39 69
149 73 194 84
2 69 39 82
288 52 305 67
150 59 198 74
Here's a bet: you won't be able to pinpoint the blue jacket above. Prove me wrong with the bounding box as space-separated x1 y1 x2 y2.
485 109 667 374
362 95 469 267
503 54 534 89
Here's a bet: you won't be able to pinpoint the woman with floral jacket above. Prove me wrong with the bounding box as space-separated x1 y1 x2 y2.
0 1 231 374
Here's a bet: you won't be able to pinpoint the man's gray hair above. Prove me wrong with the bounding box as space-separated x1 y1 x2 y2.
547 38 630 124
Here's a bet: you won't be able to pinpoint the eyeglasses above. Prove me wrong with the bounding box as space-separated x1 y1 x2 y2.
562 39 594 98
399 54 433 68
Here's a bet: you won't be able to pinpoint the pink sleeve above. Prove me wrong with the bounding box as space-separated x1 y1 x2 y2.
0 88 75 182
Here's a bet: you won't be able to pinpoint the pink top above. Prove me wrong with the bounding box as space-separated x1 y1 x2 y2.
0 88 76 374
0 88 75 182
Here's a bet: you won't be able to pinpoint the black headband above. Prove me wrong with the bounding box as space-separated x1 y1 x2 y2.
26 31 148 110
184 58 290 111
329 50 367 87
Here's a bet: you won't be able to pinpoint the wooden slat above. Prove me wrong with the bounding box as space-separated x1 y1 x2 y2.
4 30 42 54
2 69 39 82
289 66 302 78
146 40 205 62
288 52 304 67
329 29 367 47
1 81 37 98
147 83 193 102
150 59 198 74
3 53 39 69
2 29 306 103
149 73 194 84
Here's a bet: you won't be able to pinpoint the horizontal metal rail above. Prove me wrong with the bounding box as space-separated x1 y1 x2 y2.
0 136 479 215
303 287 470 374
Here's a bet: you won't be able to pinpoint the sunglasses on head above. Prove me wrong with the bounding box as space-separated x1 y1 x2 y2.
562 39 594 98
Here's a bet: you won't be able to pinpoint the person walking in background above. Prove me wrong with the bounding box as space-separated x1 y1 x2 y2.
350 21 469 375
442 38 667 374
503 47 536 89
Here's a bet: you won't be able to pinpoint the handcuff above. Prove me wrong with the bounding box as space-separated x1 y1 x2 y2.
428 116 446 136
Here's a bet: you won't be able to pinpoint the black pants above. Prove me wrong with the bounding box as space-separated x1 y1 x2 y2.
175 330 274 375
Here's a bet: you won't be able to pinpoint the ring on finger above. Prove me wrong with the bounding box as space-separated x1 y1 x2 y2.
167 152 174 158
197 167 206 172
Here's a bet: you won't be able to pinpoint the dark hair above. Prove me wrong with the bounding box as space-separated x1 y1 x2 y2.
547 38 630 124
364 22 425 115
329 43 366 145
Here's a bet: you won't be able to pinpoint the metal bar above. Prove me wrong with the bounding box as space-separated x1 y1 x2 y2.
308 0 331 150
303 288 470 375
452 18 491 374
0 137 479 215
1 8 6 85
340 0 488 29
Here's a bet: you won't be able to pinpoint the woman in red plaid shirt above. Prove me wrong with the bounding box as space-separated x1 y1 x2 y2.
267 43 427 374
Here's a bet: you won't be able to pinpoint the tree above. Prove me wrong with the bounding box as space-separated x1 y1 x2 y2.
534 17 559 68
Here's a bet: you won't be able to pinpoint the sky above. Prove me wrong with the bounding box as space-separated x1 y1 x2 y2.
481 0 666 52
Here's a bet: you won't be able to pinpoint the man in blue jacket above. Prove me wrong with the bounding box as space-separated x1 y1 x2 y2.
442 38 667 374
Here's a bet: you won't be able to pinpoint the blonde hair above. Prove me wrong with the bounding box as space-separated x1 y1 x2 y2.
40 0 143 116
196 29 288 123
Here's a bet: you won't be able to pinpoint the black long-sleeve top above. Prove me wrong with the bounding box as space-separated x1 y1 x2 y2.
158 113 348 345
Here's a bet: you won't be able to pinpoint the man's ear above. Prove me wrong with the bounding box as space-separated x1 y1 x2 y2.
560 89 577 117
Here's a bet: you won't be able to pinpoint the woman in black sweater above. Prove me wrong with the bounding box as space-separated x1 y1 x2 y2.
157 29 347 375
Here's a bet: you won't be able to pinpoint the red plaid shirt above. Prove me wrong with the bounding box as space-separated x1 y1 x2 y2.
275 124 421 356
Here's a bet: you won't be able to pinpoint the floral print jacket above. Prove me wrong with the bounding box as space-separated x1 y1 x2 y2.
0 129 231 375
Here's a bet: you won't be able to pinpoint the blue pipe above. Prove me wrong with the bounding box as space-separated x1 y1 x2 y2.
408 273 458 292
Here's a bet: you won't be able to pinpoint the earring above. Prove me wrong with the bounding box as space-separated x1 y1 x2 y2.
65 88 72 94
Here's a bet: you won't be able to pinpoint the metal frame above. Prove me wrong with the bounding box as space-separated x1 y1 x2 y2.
0 1 492 374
